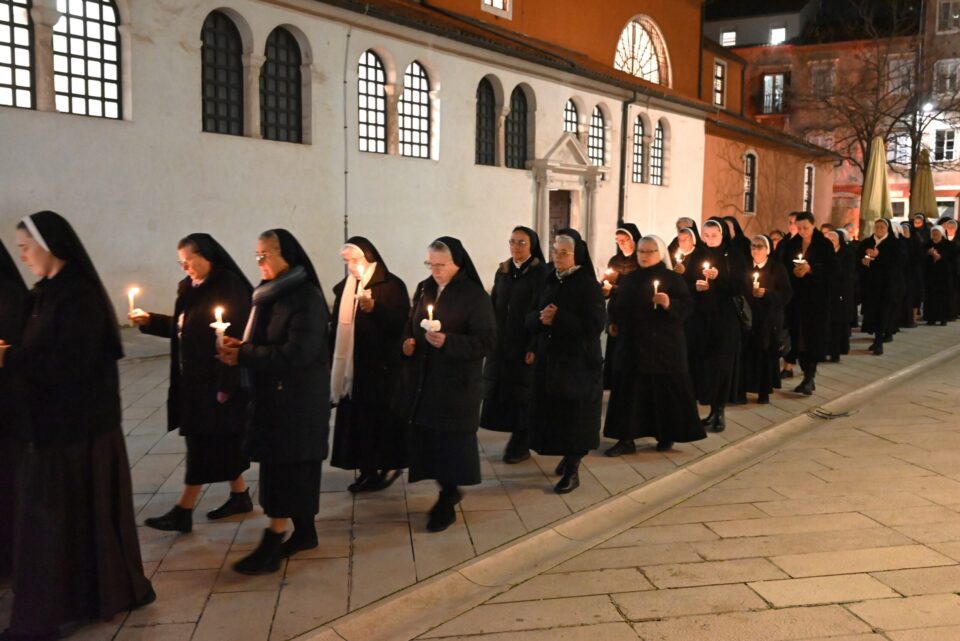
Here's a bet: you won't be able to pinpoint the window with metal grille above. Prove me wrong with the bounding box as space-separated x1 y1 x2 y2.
358 49 386 154
475 78 495 165
744 153 757 213
632 115 644 183
505 86 527 169
260 27 302 143
0 0 32 109
399 60 430 159
713 60 726 107
563 99 578 135
614 16 668 85
201 11 243 135
650 121 664 185
588 106 604 166
802 164 814 212
762 73 785 114
52 0 121 118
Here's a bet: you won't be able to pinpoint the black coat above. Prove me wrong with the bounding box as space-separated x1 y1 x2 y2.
745 260 792 352
140 267 250 436
832 243 857 327
858 235 904 334
396 272 496 433
923 239 955 322
782 231 837 360
0 274 27 435
239 279 330 464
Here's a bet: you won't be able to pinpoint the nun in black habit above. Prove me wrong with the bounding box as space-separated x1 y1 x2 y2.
858 219 904 355
1 211 154 638
825 230 855 362
603 236 705 453
671 226 701 278
527 229 605 493
219 229 330 573
667 217 699 257
723 215 753 261
480 226 546 464
133 233 254 534
396 238 496 533
602 222 641 390
900 221 924 328
923 225 954 325
330 237 410 492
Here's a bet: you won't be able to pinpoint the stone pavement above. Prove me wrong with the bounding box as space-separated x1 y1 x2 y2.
1 324 959 640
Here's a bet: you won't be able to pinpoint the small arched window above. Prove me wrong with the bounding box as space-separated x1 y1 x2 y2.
0 0 34 109
588 106 605 166
475 77 496 165
399 60 430 159
260 27 302 143
200 11 243 135
614 16 670 86
53 0 122 118
504 86 528 169
358 49 387 154
563 99 578 135
650 121 665 186
744 152 758 213
632 115 645 183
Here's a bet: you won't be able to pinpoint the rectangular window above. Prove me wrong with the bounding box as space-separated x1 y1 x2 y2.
809 61 835 98
713 60 727 107
481 0 511 18
744 154 757 213
886 133 911 165
803 165 814 212
720 30 736 47
650 124 664 186
762 73 785 113
936 59 960 94
769 27 786 45
632 117 644 183
935 129 956 161
887 56 914 95
939 1 960 32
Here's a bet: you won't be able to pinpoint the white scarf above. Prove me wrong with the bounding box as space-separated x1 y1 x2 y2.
330 262 376 402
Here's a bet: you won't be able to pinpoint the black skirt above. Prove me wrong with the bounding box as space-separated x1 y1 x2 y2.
603 372 706 444
406 424 481 487
0 435 17 576
258 461 322 519
9 428 153 635
184 433 249 485
741 345 780 396
479 396 530 434
331 398 407 472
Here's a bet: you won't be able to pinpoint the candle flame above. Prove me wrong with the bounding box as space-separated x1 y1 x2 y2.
215 306 224 324
753 272 759 280
427 304 434 321
128 286 140 296
703 262 710 270
653 280 659 287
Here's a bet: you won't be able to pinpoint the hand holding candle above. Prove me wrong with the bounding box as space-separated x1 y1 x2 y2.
127 286 141 326
753 272 760 290
210 305 231 347
420 304 441 332
653 279 659 309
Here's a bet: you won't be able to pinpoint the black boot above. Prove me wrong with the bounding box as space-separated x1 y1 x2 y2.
554 456 581 494
700 407 718 427
502 431 531 464
870 335 884 355
712 406 726 432
280 516 318 557
144 504 192 533
427 486 461 532
554 458 567 476
757 393 770 404
655 440 674 452
233 529 285 575
603 439 636 457
206 489 254 520
794 375 815 395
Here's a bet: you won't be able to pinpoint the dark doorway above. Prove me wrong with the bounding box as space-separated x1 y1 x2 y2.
549 190 572 252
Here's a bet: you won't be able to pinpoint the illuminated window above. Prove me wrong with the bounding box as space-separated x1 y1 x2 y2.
475 77 496 165
802 164 814 212
650 121 664 186
399 60 430 159
720 30 736 47
744 152 757 213
358 50 387 154
53 0 122 118
614 16 669 86
201 11 243 135
504 86 528 169
563 99 578 135
762 73 785 113
587 106 604 166
0 0 33 109
260 27 302 143
632 115 644 183
713 60 726 107
769 27 786 45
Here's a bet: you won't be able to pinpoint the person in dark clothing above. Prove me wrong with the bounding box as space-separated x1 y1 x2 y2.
602 222 641 390
912 213 931 244
899 221 924 329
603 236 705 453
740 235 792 404
923 225 955 325
667 217 699 257
825 230 855 362
776 212 802 378
330 237 410 492
723 216 752 261
219 229 330 573
671 226 701 279
397 237 496 532
1 211 154 638
781 211 837 393
481 226 546 464
858 219 904 355
528 229 605 493
132 234 253 533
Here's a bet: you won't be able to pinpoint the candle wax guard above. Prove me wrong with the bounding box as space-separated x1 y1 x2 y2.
419 319 442 332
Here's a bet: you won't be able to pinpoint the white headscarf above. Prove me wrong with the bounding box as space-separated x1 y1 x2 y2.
751 234 770 267
331 243 376 402
641 235 673 270
872 219 890 246
931 225 946 242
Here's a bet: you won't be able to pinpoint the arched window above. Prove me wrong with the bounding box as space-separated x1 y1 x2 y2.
650 121 664 185
632 115 645 183
52 0 122 118
475 77 496 165
260 27 302 143
0 0 33 109
504 86 528 169
200 11 243 135
588 106 605 166
614 16 670 86
744 152 758 213
358 49 386 154
563 99 578 135
399 60 430 159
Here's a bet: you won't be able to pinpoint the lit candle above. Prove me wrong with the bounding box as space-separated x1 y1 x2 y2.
215 306 224 324
210 306 231 347
603 268 614 288
794 253 806 264
753 272 760 289
127 286 140 315
703 262 710 271
427 304 434 322
675 251 682 264
653 279 660 309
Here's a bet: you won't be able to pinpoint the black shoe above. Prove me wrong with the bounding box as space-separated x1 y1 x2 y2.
780 368 794 379
655 441 674 452
503 431 531 464
133 587 157 610
757 393 770 405
426 488 461 532
233 529 285 575
280 530 319 557
926 320 936 326
554 459 580 494
712 407 726 432
206 489 254 520
348 472 377 493
870 341 884 355
700 408 718 427
794 377 815 396
144 505 192 533
604 439 636 457
554 459 567 476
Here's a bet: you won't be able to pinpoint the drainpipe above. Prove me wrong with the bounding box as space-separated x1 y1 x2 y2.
617 91 637 222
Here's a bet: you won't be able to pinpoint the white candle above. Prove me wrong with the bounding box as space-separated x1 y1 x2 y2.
127 286 140 315
675 251 682 264
753 272 760 289
215 306 224 324
210 306 231 347
427 304 434 322
653 279 660 309
703 262 710 271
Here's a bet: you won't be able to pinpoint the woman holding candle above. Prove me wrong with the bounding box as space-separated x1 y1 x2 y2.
672 227 701 277
923 225 954 325
218 229 330 573
130 234 253 533
528 229 605 491
330 237 410 492
603 236 704 453
601 223 641 391
858 219 904 355
481 226 546 464
396 237 495 532
667 217 699 257
0 211 154 637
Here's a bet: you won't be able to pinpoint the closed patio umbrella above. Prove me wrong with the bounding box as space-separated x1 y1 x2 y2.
861 136 892 224
909 148 939 219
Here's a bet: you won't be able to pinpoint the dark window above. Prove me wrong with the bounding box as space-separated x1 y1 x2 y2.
632 115 644 183
588 106 604 166
504 86 528 169
399 60 430 159
475 78 496 165
260 27 302 143
0 0 33 109
802 164 814 212
52 0 122 118
744 153 757 212
358 49 386 154
650 121 664 185
563 99 578 134
201 11 243 135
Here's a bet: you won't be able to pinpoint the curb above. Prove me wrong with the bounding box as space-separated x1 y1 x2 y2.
298 342 960 641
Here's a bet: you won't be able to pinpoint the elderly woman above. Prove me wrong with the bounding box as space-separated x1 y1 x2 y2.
740 235 792 404
330 237 410 492
602 222 641 390
858 219 904 355
397 238 495 532
1 212 154 637
481 226 546 464
923 225 954 325
603 236 704 453
131 234 253 533
219 229 330 573
528 229 605 492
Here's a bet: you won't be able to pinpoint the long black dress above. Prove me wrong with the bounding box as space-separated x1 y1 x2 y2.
740 260 792 398
603 262 705 445
827 239 856 360
923 236 955 323
603 222 641 390
781 230 837 374
901 229 925 328
4 212 153 635
859 231 904 340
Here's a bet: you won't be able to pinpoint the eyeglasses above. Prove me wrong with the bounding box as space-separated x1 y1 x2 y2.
508 239 528 246
750 244 767 249
637 249 659 255
176 259 189 267
255 253 271 264
554 249 573 258
424 261 448 270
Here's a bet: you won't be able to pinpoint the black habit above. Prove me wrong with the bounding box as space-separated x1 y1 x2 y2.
858 227 904 338
603 222 641 390
923 233 955 323
740 259 792 397
827 238 856 360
